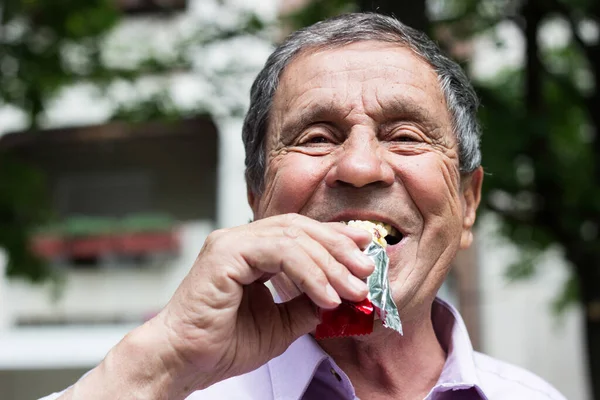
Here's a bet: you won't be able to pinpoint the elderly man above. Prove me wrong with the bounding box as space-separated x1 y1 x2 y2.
45 13 565 400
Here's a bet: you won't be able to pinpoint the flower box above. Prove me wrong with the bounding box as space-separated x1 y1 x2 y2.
67 235 114 258
114 231 179 255
30 235 65 259
30 214 179 262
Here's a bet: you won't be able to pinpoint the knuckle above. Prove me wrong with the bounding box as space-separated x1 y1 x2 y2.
323 253 342 275
295 275 309 291
283 224 302 239
207 228 228 242
313 272 330 288
330 234 353 250
276 236 298 252
203 228 229 251
282 213 303 226
296 271 327 292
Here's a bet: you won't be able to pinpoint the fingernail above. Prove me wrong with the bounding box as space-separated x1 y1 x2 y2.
347 274 367 293
353 249 374 269
325 284 341 305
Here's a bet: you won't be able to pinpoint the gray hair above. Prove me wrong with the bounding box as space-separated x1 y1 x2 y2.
242 12 481 195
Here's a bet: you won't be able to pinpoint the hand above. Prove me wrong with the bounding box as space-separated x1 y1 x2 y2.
151 213 375 396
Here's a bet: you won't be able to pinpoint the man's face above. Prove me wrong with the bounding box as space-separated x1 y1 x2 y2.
249 41 482 322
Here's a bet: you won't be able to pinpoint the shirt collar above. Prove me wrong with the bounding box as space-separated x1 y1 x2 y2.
433 297 479 384
267 297 487 400
427 297 487 399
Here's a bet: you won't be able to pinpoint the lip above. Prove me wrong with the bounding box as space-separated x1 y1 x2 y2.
327 211 406 241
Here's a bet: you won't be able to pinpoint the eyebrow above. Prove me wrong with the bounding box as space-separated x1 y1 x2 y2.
380 96 435 126
277 102 339 144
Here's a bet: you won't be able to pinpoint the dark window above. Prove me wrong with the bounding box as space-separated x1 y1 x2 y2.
54 171 153 218
2 117 218 269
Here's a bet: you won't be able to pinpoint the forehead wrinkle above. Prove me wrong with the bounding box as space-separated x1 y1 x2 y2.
373 81 451 143
272 42 453 145
376 89 436 124
282 100 339 137
276 80 358 139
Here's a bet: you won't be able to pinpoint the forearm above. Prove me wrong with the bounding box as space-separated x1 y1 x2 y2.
58 318 194 400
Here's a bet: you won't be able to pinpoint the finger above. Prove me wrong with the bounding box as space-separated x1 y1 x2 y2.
233 235 342 309
261 214 372 251
300 223 375 279
277 293 320 344
292 233 368 302
327 222 374 250
259 215 375 279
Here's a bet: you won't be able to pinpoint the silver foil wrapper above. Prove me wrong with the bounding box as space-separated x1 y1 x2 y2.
364 241 403 335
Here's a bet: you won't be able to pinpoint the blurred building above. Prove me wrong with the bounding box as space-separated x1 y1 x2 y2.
0 1 265 398
0 2 590 399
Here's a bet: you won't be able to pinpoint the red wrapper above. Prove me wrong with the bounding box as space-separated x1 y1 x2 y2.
315 298 375 339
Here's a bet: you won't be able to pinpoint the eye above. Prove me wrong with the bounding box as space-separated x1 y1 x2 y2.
299 131 335 146
307 136 330 144
389 129 421 143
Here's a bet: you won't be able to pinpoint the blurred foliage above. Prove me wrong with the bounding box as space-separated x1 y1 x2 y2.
0 0 120 124
0 0 268 281
110 91 184 123
283 0 357 29
469 1 600 320
0 157 52 281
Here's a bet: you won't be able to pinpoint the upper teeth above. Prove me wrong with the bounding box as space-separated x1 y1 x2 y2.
365 220 400 238
343 220 401 248
342 220 399 236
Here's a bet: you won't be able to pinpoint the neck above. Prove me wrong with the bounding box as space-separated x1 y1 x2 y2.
317 307 446 400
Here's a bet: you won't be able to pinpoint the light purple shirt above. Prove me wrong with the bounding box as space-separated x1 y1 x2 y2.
41 298 566 400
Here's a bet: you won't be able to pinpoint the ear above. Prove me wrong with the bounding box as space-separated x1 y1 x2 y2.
459 167 483 249
247 184 259 218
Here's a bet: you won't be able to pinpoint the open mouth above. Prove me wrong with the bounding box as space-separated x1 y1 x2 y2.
384 225 403 245
344 220 403 246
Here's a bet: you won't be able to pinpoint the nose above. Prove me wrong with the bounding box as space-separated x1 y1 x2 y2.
325 131 395 188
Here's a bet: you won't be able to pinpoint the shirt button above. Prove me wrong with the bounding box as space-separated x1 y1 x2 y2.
330 367 342 382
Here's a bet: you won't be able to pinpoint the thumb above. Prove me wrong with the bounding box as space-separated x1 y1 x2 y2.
277 294 320 343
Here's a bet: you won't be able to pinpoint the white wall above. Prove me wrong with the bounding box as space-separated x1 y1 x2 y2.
478 214 589 400
4 221 213 327
215 117 253 228
0 221 213 369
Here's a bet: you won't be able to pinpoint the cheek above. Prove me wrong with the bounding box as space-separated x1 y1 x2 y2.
396 154 462 222
259 154 327 217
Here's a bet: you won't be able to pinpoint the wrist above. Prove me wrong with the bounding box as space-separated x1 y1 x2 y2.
67 316 198 400
108 316 194 399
